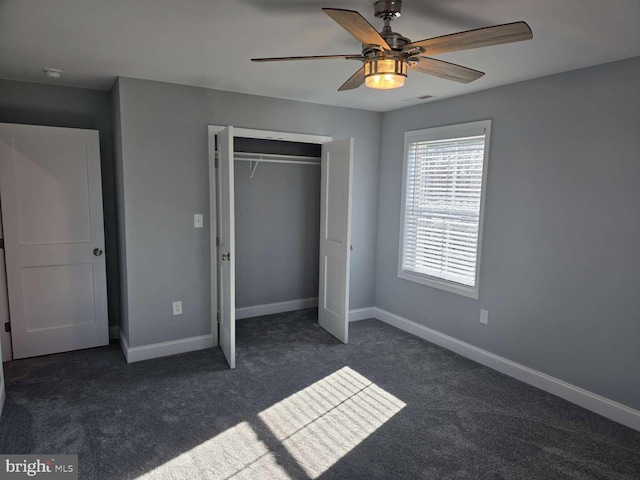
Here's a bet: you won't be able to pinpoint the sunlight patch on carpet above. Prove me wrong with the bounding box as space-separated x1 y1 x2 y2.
138 367 404 479
258 366 406 478
138 421 290 480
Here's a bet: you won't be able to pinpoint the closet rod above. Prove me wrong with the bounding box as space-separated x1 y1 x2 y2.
233 152 320 162
235 157 320 166
216 152 320 162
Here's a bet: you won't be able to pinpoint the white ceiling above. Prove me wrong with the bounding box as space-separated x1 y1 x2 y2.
1 0 639 112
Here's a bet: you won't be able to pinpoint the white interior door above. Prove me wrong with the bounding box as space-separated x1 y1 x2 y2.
217 127 236 369
318 138 353 343
0 123 108 359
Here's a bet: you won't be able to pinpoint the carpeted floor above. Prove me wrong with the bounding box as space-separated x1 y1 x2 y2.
0 309 639 479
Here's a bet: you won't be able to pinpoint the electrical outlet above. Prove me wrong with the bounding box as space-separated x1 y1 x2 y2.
480 309 489 325
194 214 204 228
173 301 183 315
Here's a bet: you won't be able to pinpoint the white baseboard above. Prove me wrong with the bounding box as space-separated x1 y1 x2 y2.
116 303 366 364
236 297 318 320
349 307 376 322
371 307 640 432
119 332 214 364
109 325 119 340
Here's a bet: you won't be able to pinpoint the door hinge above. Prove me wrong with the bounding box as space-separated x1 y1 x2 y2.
216 311 221 324
216 236 220 246
214 152 219 168
4 322 10 333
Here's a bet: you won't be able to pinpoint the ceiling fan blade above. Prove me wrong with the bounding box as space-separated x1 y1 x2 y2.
404 21 532 55
323 8 391 50
252 54 363 62
410 57 485 83
338 66 366 91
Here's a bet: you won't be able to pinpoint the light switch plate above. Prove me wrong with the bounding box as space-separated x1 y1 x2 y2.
173 301 183 315
480 309 489 325
194 214 204 228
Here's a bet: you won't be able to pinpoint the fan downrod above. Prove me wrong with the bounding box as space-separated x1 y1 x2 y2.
373 0 410 51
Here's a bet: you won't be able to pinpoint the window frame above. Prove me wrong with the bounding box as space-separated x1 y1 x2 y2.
397 120 492 299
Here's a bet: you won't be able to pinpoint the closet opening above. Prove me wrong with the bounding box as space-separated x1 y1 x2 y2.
209 126 354 369
233 136 322 321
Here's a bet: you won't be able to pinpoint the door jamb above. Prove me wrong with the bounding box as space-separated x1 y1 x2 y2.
208 126 333 145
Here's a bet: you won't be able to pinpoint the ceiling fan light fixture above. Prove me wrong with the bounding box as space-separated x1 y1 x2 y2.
364 57 407 89
252 6 533 93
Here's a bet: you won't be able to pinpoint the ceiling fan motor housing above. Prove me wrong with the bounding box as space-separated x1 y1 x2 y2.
379 31 412 51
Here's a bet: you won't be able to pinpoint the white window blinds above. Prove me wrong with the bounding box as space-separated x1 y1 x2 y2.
400 123 489 293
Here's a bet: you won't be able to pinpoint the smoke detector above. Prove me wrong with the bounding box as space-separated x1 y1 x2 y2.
42 68 62 79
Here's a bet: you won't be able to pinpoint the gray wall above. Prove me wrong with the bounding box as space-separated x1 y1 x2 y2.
235 162 320 308
114 77 381 347
376 57 640 410
0 79 119 330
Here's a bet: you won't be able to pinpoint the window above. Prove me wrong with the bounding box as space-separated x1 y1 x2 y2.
398 120 491 299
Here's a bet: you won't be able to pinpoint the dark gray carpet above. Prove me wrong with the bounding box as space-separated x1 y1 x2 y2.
1 309 639 479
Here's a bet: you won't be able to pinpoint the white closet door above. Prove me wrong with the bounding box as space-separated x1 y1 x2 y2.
318 138 353 343
217 127 236 369
0 123 108 359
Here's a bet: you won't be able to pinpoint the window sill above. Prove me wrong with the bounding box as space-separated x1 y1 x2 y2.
398 270 479 300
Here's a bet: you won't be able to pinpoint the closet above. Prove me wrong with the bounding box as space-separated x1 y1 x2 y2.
208 126 353 369
233 137 321 318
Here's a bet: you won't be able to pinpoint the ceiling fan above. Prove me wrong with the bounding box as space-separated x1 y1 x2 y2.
251 0 532 91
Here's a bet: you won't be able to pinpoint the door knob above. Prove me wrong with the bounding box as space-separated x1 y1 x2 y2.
93 248 103 256
221 252 231 261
